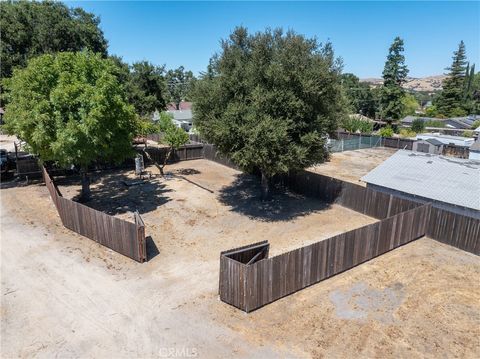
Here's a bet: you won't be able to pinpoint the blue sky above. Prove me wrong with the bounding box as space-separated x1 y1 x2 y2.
67 1 480 78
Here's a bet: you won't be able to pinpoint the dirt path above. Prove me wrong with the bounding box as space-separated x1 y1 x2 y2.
1 159 479 358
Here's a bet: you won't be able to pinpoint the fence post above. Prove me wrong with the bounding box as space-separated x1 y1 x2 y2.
341 139 344 152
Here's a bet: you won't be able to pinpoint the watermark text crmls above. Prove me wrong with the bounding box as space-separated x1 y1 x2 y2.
159 347 198 358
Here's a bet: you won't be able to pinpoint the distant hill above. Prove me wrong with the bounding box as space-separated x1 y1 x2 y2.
360 75 447 92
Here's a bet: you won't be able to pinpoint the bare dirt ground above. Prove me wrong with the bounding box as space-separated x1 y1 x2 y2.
308 147 398 186
1 159 479 358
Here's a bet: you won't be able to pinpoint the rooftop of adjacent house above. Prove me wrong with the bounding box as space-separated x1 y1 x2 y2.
424 138 444 146
470 140 480 152
416 133 475 146
167 109 193 121
166 101 192 111
361 150 480 211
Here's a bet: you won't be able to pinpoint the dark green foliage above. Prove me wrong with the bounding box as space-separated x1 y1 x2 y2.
378 126 394 137
411 118 425 133
192 27 344 197
435 41 469 116
341 73 377 118
0 0 107 79
379 37 409 122
3 52 136 199
166 66 196 109
341 116 373 133
129 61 167 116
110 57 168 116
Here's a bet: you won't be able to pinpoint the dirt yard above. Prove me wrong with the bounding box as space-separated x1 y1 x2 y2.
308 147 398 185
1 159 479 358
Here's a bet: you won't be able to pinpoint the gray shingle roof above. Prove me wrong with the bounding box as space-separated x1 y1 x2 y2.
425 138 444 146
470 141 480 151
361 150 480 211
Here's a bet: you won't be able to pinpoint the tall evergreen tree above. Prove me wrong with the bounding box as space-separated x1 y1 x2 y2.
435 41 469 116
379 37 409 122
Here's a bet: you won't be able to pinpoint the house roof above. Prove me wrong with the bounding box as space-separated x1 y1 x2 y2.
425 138 444 146
416 133 475 146
470 141 480 151
166 102 192 111
167 109 192 121
361 150 480 211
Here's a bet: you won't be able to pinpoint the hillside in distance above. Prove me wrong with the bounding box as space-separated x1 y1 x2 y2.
360 75 447 92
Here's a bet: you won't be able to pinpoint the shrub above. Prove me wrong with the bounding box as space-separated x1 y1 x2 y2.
411 118 425 133
399 128 416 138
378 126 394 137
341 116 373 134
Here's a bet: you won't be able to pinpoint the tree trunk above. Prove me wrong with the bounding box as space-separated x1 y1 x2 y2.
80 166 91 202
261 171 271 201
159 147 173 176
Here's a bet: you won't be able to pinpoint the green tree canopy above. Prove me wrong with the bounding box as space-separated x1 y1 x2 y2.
435 41 469 116
166 66 196 109
129 61 168 116
411 118 425 133
0 0 107 80
379 37 409 122
3 52 136 200
192 27 344 198
110 57 169 116
402 93 419 117
341 73 377 118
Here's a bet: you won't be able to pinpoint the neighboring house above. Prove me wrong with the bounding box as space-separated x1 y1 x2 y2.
469 140 480 161
401 116 443 126
167 109 193 132
416 133 475 147
361 150 480 218
412 138 444 155
166 101 192 111
401 115 478 130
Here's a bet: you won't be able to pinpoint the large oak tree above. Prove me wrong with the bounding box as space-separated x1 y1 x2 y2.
192 27 344 199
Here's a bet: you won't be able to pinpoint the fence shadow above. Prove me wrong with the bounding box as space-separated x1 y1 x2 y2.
218 173 330 222
57 172 172 215
146 236 160 261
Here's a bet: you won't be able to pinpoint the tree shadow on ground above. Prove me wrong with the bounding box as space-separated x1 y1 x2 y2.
218 173 330 222
56 171 172 215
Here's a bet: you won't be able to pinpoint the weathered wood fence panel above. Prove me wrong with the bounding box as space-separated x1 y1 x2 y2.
220 205 430 312
41 166 146 262
144 144 204 164
202 144 240 170
427 207 480 255
284 171 421 219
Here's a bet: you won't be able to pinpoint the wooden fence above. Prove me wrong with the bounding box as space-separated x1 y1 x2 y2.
427 207 480 255
220 204 431 312
202 144 241 170
143 144 204 165
41 166 147 262
284 171 421 219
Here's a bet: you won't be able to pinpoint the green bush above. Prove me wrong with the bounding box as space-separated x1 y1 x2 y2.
471 120 480 129
341 117 373 134
411 118 425 133
424 120 445 128
462 130 474 138
399 128 416 138
378 126 394 137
